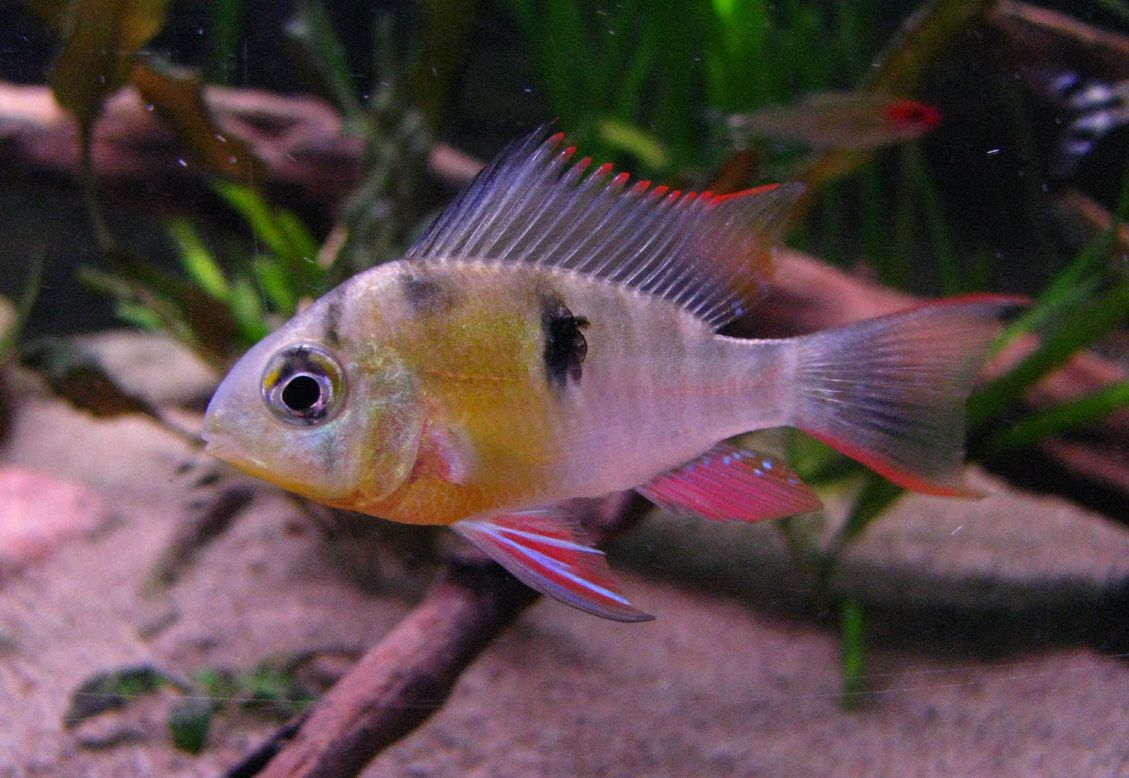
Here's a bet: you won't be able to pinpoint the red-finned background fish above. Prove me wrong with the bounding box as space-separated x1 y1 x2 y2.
728 91 942 150
203 126 1016 622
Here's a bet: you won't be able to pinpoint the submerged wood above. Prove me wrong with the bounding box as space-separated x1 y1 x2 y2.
986 0 1129 81
230 495 637 778
0 81 480 204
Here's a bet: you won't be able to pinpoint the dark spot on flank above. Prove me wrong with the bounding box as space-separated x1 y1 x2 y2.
400 274 455 314
540 293 589 388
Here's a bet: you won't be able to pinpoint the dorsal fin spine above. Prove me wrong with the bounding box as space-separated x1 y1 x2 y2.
501 152 592 264
579 186 672 276
556 175 647 271
423 130 546 259
484 145 575 259
453 140 562 258
481 145 574 256
549 167 626 270
524 156 612 264
611 191 691 285
604 194 681 283
633 195 704 292
405 125 804 330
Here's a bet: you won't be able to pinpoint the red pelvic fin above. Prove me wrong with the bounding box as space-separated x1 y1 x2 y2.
638 443 822 522
453 506 653 623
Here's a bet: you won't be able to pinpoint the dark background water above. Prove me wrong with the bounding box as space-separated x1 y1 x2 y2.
1 0 1127 336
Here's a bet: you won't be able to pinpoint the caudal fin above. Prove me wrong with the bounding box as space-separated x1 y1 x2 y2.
789 296 1023 496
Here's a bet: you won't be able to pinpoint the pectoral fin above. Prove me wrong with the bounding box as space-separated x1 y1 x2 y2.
453 505 652 623
638 443 822 522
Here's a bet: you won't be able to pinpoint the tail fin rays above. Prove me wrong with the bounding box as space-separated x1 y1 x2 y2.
789 296 1023 495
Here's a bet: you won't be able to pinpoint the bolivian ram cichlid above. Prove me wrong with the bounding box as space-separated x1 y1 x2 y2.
203 127 1017 622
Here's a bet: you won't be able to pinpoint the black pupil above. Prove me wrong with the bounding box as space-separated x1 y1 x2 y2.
281 374 322 412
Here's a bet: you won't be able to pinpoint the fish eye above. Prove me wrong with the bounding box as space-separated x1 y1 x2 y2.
261 344 345 425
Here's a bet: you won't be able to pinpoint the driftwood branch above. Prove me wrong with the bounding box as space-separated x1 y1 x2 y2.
985 0 1129 81
0 81 480 206
226 495 639 778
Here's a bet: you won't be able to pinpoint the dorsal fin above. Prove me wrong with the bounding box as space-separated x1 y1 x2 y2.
407 125 804 329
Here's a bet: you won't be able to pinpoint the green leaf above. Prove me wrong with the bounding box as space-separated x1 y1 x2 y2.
594 118 670 171
839 598 866 709
983 381 1129 454
229 275 269 344
212 183 322 295
204 0 245 85
64 664 189 728
213 181 291 257
286 0 365 123
168 697 213 754
253 256 298 315
0 250 45 363
167 219 229 301
841 473 904 544
970 276 1129 427
49 0 171 133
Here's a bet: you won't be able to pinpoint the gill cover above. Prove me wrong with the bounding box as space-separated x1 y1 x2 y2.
202 292 423 506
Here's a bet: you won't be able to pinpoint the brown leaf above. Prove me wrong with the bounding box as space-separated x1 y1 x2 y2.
130 62 267 182
48 0 170 132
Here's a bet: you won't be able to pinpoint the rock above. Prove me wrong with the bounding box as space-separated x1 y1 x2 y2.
0 467 110 577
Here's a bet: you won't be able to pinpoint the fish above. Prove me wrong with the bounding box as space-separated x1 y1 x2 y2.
728 91 941 150
202 126 1017 622
1027 67 1129 180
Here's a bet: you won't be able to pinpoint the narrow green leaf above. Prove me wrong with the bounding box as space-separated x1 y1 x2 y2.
228 275 269 344
970 277 1129 426
841 473 904 543
904 143 962 294
167 219 229 301
64 664 190 728
114 301 163 331
594 118 670 171
286 0 365 122
998 161 1129 348
839 598 866 709
0 250 45 362
275 210 321 270
252 256 297 315
984 381 1129 454
204 0 245 85
213 182 291 258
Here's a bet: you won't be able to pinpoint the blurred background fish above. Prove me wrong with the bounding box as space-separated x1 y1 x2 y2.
727 91 941 150
1027 67 1129 179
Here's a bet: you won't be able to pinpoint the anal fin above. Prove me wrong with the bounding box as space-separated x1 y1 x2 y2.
638 443 822 522
453 505 652 623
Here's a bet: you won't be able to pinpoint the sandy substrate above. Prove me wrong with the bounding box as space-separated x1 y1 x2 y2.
0 333 1127 777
